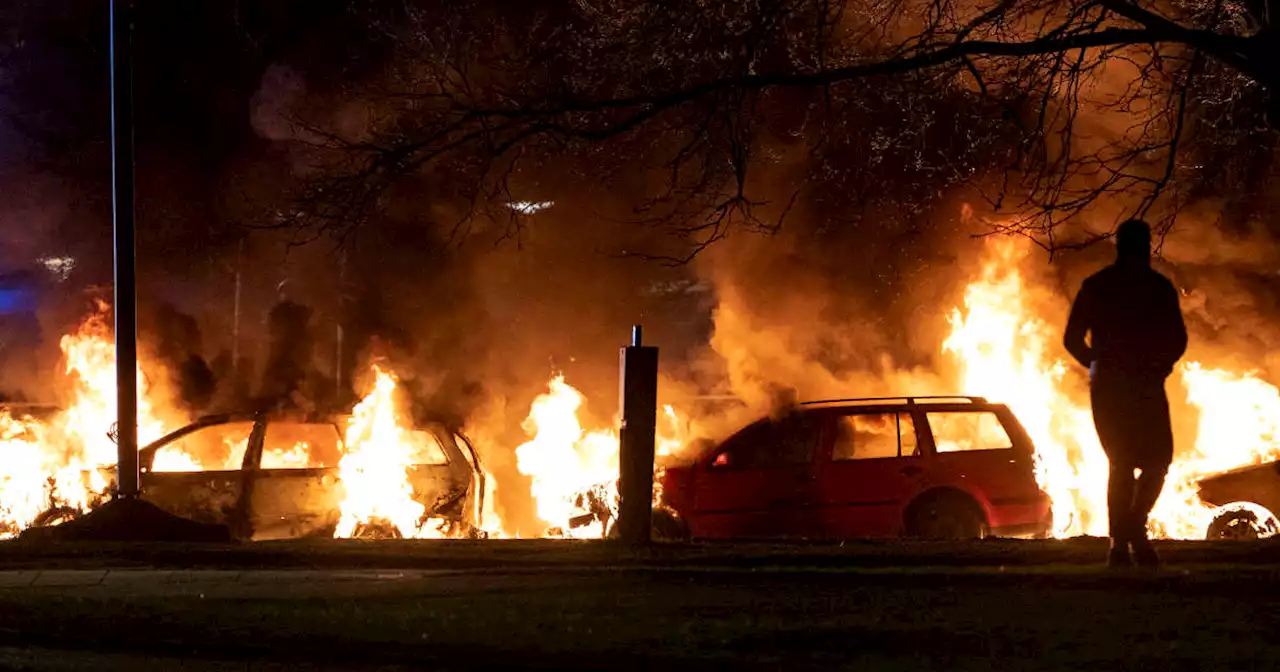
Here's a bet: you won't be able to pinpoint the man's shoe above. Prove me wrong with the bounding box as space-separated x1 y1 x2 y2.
1106 544 1132 569
1130 538 1160 569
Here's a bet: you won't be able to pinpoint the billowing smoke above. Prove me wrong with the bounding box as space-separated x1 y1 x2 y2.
137 302 215 413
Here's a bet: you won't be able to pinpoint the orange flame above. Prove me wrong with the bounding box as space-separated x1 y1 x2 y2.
947 238 1280 539
515 375 619 537
512 375 690 537
334 365 447 539
1 303 186 537
943 240 1108 536
1150 363 1280 538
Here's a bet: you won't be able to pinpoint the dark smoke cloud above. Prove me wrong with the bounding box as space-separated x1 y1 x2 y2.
137 302 215 414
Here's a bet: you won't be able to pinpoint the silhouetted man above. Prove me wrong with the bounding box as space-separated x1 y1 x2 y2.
1064 219 1187 568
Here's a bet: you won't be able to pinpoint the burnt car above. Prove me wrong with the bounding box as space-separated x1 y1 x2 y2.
659 396 1053 540
136 413 483 540
1197 461 1280 540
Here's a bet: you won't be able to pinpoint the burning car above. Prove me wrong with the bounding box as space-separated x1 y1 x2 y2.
658 396 1053 540
1197 461 1280 540
43 411 485 541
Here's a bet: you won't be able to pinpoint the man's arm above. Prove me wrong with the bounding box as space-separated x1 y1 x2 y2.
1063 279 1095 370
1159 279 1188 370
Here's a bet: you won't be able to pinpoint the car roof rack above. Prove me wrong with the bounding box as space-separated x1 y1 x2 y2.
800 395 988 406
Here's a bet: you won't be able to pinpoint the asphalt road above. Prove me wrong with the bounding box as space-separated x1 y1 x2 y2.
1 538 1277 670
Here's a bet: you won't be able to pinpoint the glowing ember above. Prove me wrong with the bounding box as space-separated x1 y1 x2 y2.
334 365 438 539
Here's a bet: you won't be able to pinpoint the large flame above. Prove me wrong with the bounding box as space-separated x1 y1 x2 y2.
1150 363 1280 539
511 375 689 538
515 375 620 537
333 365 441 539
943 240 1109 535
1 303 185 537
945 238 1280 539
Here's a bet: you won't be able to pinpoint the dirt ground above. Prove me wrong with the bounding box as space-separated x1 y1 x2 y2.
1 538 1277 670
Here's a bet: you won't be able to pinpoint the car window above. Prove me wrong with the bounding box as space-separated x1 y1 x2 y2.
710 414 820 469
261 422 343 469
151 422 253 473
832 413 916 460
926 411 1013 453
408 428 450 466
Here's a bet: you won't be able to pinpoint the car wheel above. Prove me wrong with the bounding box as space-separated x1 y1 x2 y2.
1206 503 1280 540
906 492 988 539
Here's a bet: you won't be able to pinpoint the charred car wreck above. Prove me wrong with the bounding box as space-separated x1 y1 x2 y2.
1197 460 1280 540
132 412 484 540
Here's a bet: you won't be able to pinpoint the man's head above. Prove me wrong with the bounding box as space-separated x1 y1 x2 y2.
1115 219 1152 265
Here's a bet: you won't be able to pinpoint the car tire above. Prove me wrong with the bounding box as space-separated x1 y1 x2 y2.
906 492 988 540
1205 504 1280 540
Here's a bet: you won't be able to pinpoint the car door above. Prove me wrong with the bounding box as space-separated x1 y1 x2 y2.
140 419 259 532
246 420 345 540
690 413 822 539
816 409 926 538
404 425 474 524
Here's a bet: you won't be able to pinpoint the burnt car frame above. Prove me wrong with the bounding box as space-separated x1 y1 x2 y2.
1197 460 1280 540
135 412 484 540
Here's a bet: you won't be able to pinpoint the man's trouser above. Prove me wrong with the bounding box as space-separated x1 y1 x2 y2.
1090 371 1174 543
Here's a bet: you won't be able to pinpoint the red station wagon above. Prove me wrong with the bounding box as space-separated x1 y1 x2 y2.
659 396 1053 539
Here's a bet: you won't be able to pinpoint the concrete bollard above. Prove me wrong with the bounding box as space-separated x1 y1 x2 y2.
617 325 658 546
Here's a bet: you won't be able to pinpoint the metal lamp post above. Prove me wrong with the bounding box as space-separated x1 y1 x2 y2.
111 0 140 498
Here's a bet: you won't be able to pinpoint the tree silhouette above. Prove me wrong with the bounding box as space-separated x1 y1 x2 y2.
274 0 1279 257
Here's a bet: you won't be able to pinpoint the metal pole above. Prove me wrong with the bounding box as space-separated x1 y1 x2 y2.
231 238 243 372
617 325 658 545
111 0 140 498
335 247 347 398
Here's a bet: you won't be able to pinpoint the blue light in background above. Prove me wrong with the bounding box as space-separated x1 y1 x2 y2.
0 288 38 314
